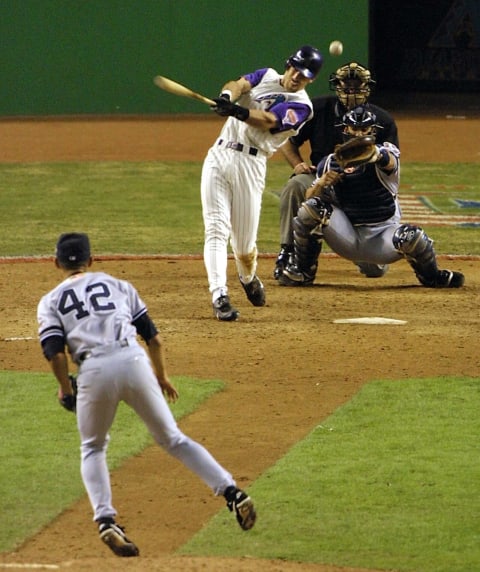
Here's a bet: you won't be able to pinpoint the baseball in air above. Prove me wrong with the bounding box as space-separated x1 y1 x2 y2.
329 40 343 56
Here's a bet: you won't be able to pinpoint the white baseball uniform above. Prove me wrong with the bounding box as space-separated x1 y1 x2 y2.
37 271 235 522
201 67 313 301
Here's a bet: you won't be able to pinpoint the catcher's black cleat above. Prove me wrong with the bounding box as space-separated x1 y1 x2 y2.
224 486 257 531
432 270 465 288
98 519 139 557
240 275 266 306
212 295 239 321
273 245 293 280
278 264 315 286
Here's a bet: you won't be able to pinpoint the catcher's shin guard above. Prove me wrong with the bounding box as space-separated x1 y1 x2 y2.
280 198 330 285
392 224 452 287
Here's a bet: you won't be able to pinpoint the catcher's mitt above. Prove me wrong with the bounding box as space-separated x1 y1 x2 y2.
334 135 378 169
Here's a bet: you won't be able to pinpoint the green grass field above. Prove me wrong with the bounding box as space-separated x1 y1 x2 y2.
0 162 478 256
2 372 479 571
180 377 480 572
1 160 479 570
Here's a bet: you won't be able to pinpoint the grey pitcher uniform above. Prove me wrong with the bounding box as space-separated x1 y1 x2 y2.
279 108 464 289
37 233 256 558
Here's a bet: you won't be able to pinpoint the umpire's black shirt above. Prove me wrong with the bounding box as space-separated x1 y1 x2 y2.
289 95 400 168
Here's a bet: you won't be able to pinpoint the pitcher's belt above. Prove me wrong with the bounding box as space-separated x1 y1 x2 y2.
217 138 258 156
77 338 130 363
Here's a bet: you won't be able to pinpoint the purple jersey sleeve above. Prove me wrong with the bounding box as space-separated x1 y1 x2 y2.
242 67 312 133
243 68 269 87
269 102 312 133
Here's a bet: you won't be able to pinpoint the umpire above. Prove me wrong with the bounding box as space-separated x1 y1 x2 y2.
274 61 399 280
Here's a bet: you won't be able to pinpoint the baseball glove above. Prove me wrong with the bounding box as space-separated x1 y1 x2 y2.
334 135 379 169
58 374 77 413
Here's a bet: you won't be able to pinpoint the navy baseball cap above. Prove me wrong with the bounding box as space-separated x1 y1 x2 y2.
56 233 91 266
286 45 323 79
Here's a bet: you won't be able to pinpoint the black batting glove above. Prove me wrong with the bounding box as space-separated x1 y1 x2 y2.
211 98 250 121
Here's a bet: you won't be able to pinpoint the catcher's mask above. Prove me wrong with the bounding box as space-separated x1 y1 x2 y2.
286 45 323 79
340 106 379 141
329 62 375 108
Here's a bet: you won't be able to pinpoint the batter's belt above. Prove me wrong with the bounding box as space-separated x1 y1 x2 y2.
217 138 259 156
77 338 132 364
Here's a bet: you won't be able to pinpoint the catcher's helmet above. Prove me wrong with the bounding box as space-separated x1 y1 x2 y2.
286 45 323 79
341 106 379 140
329 62 375 108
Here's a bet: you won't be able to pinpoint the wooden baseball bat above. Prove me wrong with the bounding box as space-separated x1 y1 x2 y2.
153 75 215 106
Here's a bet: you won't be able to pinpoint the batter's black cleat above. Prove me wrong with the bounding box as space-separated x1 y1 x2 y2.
278 264 315 286
224 486 257 531
213 295 239 321
273 245 293 280
98 518 139 557
240 275 266 306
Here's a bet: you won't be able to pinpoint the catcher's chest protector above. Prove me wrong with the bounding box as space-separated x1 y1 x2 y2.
336 167 396 224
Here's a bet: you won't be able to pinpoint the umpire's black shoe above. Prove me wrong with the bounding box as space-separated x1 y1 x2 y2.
273 245 293 280
98 518 139 557
213 295 239 321
240 275 266 306
224 486 257 531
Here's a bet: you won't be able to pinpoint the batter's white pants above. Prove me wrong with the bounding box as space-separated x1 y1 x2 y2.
201 145 267 298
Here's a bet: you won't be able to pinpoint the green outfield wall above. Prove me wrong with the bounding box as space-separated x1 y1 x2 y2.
0 1 368 116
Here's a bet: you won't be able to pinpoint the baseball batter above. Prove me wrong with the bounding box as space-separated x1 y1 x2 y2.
201 45 323 321
279 107 465 289
37 233 256 557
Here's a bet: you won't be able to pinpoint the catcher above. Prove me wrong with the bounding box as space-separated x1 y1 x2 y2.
274 62 399 281
279 106 465 289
